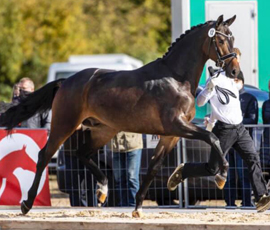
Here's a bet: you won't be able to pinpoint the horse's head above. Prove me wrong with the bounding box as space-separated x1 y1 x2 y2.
205 15 240 78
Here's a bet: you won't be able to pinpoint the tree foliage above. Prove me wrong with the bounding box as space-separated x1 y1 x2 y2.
0 0 171 101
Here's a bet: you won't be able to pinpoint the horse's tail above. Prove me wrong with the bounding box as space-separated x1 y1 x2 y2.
0 79 65 131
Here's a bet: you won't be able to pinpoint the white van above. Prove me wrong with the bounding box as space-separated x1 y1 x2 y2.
47 54 143 83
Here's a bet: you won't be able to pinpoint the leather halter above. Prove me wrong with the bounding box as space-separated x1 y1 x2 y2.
208 29 237 69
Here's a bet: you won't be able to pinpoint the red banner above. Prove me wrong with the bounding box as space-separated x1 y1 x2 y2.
0 129 51 206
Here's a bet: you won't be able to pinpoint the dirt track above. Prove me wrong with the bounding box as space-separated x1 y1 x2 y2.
0 175 267 229
1 208 270 224
0 208 270 230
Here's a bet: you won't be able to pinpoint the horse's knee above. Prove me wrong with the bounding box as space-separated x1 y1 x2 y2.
36 148 48 169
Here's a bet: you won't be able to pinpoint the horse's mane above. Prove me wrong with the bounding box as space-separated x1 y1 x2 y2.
163 21 213 58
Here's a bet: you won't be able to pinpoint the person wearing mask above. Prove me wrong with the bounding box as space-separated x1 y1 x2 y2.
167 48 270 213
12 83 20 103
18 77 51 129
224 70 258 207
111 132 143 207
0 83 21 114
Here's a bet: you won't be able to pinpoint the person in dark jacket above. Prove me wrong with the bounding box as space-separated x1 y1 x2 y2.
260 80 270 178
18 77 51 129
224 71 258 207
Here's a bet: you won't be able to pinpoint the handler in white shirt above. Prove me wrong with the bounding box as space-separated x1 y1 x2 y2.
198 71 242 131
167 48 270 212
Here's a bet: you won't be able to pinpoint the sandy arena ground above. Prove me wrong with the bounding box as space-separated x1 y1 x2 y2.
0 207 270 224
1 175 269 229
0 207 270 230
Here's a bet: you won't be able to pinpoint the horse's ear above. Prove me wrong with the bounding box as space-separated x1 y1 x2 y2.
224 15 236 26
215 15 224 28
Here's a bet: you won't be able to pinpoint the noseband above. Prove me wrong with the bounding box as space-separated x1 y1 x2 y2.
208 28 236 69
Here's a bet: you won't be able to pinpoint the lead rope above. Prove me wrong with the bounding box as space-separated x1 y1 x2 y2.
208 68 237 105
215 85 236 105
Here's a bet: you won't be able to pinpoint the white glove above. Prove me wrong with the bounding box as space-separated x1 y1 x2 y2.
204 117 209 127
204 117 214 131
206 123 214 132
206 77 218 92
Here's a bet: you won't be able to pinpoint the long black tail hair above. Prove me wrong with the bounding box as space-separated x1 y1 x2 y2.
0 79 65 131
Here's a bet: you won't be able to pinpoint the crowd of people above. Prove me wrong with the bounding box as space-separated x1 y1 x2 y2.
0 63 270 209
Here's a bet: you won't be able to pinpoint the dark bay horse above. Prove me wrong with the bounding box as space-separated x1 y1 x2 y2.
0 15 239 217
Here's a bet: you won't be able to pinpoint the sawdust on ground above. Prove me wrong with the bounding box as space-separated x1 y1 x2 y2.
0 209 270 225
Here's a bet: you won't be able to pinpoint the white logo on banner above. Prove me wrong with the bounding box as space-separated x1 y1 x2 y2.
0 133 46 203
146 134 160 149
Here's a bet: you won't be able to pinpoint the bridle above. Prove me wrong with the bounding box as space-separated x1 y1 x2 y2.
208 27 237 69
207 27 238 105
205 21 238 105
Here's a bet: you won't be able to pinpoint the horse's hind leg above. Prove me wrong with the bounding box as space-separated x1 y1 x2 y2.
75 125 118 204
21 107 83 214
133 136 179 218
21 133 77 214
21 138 69 214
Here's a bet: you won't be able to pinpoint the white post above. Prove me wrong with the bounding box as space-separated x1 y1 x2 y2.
171 0 190 42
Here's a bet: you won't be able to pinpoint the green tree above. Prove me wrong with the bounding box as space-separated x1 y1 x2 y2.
83 0 171 63
0 0 171 102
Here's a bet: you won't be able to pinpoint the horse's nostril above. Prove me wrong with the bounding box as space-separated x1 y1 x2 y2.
231 69 236 76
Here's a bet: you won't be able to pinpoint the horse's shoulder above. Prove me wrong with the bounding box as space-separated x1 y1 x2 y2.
164 78 191 93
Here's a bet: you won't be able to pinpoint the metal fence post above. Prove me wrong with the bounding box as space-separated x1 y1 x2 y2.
177 139 183 208
181 138 189 208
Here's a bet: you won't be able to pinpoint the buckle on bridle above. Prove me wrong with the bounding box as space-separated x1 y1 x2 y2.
216 59 225 68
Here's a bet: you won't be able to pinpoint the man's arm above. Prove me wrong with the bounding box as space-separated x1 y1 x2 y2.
196 78 215 107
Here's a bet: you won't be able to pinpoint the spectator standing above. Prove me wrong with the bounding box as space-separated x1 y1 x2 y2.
260 80 270 177
18 78 51 129
111 132 143 206
12 83 20 103
224 71 258 207
0 83 21 114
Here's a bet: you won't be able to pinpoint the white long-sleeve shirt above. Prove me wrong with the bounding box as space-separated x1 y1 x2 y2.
197 72 242 125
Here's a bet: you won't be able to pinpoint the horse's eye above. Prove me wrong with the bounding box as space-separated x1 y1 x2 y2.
219 40 224 45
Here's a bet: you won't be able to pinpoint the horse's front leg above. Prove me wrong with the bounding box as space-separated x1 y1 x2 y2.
167 118 228 190
75 126 118 205
132 136 179 218
76 145 109 205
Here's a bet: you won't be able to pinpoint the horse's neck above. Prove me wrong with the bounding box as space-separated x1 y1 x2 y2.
163 31 208 95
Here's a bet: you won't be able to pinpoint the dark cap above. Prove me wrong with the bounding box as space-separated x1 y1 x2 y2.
237 71 244 83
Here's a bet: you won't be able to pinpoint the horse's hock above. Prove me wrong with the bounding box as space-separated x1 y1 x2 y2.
0 208 270 230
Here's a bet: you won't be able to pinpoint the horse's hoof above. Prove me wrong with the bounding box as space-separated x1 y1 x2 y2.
215 174 226 190
96 189 107 204
21 201 30 215
132 210 143 218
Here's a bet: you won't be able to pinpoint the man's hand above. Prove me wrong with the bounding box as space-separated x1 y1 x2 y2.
206 77 217 92
204 117 209 127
